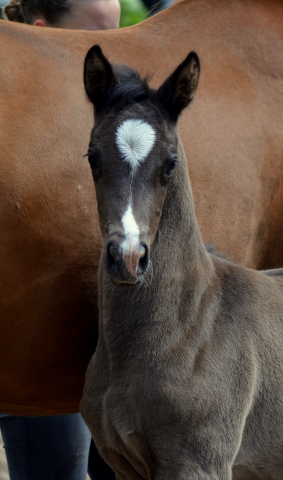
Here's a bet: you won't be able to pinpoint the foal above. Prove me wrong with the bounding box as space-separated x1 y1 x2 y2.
81 45 283 480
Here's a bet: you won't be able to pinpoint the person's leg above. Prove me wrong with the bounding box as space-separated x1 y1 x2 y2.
88 438 116 480
0 413 91 480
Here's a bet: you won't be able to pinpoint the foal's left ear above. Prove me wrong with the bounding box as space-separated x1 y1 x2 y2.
157 52 200 122
84 44 117 113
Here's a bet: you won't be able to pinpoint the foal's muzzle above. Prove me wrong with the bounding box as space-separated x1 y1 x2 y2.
106 235 149 283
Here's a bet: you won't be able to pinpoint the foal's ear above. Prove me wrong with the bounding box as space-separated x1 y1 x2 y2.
157 52 200 122
84 45 117 113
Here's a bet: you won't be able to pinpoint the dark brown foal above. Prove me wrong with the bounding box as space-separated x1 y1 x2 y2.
81 46 283 480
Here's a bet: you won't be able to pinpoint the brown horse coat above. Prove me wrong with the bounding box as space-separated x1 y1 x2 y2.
0 0 283 414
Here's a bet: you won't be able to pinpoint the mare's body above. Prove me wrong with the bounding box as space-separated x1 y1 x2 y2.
81 47 283 480
1 0 283 415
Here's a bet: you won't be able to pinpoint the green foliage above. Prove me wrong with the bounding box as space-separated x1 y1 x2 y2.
119 0 149 28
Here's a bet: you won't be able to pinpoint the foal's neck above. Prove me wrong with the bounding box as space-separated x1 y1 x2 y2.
152 142 212 281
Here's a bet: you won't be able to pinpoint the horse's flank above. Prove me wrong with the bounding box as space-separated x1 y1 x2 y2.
1 0 283 414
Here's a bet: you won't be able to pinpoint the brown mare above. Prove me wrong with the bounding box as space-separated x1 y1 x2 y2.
81 45 283 480
1 0 283 416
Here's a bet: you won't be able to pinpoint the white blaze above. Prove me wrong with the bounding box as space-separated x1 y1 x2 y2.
121 201 140 251
116 119 156 172
116 118 156 246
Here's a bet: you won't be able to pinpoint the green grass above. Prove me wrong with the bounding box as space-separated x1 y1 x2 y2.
119 0 149 28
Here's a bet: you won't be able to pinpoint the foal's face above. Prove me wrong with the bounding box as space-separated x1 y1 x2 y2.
88 104 178 284
83 45 200 284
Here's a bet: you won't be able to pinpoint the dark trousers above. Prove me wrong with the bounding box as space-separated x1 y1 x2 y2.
0 413 115 480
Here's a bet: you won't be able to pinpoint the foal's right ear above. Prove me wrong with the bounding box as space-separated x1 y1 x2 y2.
84 45 117 113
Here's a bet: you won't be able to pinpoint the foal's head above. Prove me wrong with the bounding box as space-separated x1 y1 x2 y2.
84 45 200 284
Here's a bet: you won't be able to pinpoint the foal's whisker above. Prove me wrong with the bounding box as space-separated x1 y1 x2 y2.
136 261 153 289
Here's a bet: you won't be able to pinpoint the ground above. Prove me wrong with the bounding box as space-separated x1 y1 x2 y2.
0 433 8 480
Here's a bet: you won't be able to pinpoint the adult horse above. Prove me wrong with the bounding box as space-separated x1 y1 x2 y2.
0 0 283 416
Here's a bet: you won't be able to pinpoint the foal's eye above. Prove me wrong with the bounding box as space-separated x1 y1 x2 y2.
165 159 177 177
87 153 98 170
83 149 102 179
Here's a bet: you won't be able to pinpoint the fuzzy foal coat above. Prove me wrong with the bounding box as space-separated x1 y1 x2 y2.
81 48 283 480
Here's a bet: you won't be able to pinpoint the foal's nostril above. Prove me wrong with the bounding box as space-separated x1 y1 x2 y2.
137 243 149 274
106 240 149 279
107 242 121 271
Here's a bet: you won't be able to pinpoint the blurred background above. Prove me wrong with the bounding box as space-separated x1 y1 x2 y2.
0 0 173 26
